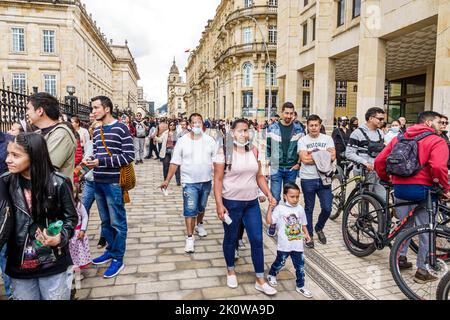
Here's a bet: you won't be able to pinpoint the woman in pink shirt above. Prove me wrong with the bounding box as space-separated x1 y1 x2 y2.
214 119 277 296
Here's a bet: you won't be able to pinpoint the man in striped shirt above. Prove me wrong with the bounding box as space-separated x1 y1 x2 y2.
85 96 135 279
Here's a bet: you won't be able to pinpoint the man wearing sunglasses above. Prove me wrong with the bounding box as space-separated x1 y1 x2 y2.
346 107 387 200
438 115 450 169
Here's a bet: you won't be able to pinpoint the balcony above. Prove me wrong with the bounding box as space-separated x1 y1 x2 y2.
214 42 277 65
225 5 277 28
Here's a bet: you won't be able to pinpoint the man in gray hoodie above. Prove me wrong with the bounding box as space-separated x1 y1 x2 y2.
346 107 386 200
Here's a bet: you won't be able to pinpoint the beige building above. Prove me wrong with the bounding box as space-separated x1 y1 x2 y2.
0 0 140 111
185 0 278 121
278 0 450 125
167 59 187 117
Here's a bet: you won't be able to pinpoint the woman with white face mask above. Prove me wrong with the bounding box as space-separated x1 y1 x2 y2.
213 119 277 296
384 120 401 145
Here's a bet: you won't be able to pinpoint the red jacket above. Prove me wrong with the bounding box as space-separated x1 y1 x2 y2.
375 124 450 192
73 139 83 184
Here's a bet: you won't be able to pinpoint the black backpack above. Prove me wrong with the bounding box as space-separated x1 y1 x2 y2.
386 132 434 177
358 128 385 158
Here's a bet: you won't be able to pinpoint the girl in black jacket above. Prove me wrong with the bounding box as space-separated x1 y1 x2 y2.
2 133 77 300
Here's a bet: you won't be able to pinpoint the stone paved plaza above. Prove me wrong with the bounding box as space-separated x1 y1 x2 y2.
1 159 411 300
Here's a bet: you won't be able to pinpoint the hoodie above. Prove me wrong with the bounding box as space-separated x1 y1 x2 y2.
374 124 450 192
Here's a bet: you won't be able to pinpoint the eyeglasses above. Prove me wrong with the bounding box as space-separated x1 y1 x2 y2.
373 117 385 122
442 122 449 126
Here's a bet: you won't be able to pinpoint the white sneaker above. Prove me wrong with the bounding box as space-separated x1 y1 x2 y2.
185 237 195 253
267 275 278 287
296 287 313 299
227 274 238 289
255 282 277 296
195 224 208 237
238 240 246 250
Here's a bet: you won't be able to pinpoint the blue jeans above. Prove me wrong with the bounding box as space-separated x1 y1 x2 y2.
10 267 73 300
95 183 128 261
270 168 299 202
0 245 11 298
82 180 96 214
269 251 305 288
222 198 264 278
301 179 333 237
83 180 105 240
182 181 212 218
395 185 435 270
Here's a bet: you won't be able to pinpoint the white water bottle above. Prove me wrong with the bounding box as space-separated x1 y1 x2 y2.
224 214 233 225
161 188 169 197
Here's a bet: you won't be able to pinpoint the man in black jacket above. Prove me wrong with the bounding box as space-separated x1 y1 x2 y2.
331 117 352 168
0 132 12 175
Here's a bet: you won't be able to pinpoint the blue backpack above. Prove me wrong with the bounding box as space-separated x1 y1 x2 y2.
386 132 434 177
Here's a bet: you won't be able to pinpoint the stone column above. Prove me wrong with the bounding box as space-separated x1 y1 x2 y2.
312 0 335 125
425 64 435 111
356 0 386 122
433 0 450 115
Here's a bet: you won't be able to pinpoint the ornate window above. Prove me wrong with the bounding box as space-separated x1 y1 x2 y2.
43 30 55 53
244 0 253 8
268 26 277 44
242 62 253 87
265 63 277 86
243 27 253 44
12 73 26 94
12 28 25 52
44 74 57 96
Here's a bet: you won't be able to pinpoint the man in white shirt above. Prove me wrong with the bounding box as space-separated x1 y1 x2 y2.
160 113 218 254
298 115 336 249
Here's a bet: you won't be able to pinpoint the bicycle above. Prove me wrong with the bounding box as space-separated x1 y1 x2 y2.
437 272 450 300
342 181 450 258
330 160 370 221
389 184 450 300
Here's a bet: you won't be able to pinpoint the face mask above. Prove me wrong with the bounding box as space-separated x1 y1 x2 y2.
390 127 400 133
234 140 249 147
192 127 203 135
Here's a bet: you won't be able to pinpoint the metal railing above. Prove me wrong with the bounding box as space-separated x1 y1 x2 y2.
225 5 277 26
0 85 92 132
214 42 277 64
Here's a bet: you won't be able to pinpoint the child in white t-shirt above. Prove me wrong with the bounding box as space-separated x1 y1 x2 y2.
266 183 313 299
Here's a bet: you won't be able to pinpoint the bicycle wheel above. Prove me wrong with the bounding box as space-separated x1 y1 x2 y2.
342 193 384 257
330 167 345 221
437 272 450 300
390 225 450 300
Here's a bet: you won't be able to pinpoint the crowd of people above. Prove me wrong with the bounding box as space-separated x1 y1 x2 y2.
1 91 450 300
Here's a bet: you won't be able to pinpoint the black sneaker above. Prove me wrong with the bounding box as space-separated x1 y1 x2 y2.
398 256 413 270
97 237 107 249
316 230 327 245
305 240 315 249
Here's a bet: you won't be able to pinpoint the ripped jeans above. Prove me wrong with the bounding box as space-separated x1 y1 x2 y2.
182 181 212 218
269 251 305 288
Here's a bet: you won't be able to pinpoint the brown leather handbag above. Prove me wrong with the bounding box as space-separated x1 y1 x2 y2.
100 128 136 203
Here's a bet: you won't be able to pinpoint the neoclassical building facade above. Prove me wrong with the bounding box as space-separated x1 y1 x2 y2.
0 0 140 111
277 0 450 125
167 59 187 117
185 0 279 121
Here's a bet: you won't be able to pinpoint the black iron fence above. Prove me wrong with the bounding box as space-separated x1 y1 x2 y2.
0 86 92 133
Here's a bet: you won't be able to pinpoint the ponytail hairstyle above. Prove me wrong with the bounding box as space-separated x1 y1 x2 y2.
12 133 55 219
223 119 250 172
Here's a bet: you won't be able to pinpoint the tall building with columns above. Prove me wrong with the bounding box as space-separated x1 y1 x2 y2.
185 0 278 121
167 59 187 117
0 0 140 111
277 0 450 125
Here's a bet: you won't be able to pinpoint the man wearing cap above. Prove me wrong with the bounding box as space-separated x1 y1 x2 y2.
332 117 351 168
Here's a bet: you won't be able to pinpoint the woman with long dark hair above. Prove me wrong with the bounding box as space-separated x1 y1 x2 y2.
157 120 181 186
213 119 277 295
2 133 77 300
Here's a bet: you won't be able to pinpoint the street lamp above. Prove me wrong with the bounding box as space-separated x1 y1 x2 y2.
66 85 76 96
244 15 272 123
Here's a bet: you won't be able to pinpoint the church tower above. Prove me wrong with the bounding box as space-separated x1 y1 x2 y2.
167 58 186 117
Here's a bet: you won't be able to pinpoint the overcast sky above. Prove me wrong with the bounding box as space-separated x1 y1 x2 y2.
83 0 221 109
